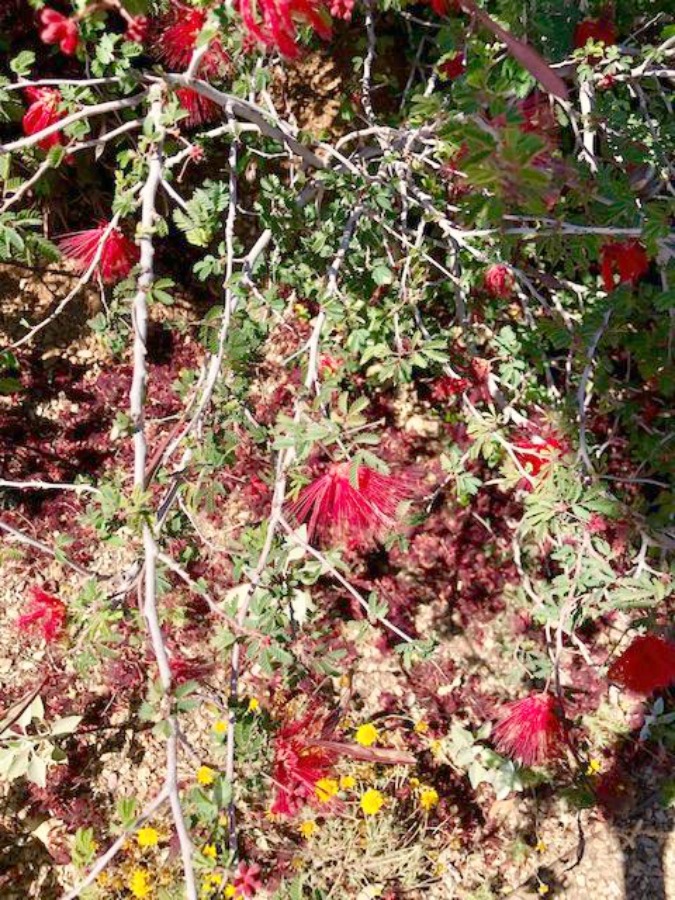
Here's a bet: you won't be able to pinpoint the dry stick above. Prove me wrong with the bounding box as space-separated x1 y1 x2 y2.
160 74 326 171
224 455 288 852
361 0 377 123
223 203 368 851
63 787 171 900
129 87 197 900
0 157 52 214
577 307 612 474
279 517 415 645
0 478 100 494
0 518 93 577
9 213 124 349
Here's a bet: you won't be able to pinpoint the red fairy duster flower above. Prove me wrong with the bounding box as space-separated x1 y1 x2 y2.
58 222 140 283
574 17 617 50
233 862 262 898
176 88 222 128
17 587 67 642
513 434 563 478
484 264 515 299
238 0 332 59
288 461 410 545
270 717 336 816
600 241 649 292
23 88 64 151
607 635 675 695
494 693 564 766
155 3 229 78
439 51 465 79
39 8 80 55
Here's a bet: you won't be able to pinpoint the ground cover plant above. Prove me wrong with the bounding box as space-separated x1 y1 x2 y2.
0 0 674 897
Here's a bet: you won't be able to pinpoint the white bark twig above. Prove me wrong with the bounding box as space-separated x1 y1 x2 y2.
362 0 377 123
0 519 93 577
577 307 612 474
0 92 148 155
280 516 416 645
129 86 197 900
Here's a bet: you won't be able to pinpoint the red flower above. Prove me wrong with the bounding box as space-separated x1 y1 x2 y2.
484 264 515 299
155 3 229 78
39 8 80 56
238 0 332 59
318 353 341 376
288 461 410 545
58 222 140 283
270 717 336 816
17 587 67 642
607 635 675 695
22 88 64 151
431 375 469 401
513 434 563 478
233 862 262 898
428 0 460 15
328 0 354 22
600 241 649 292
494 693 564 766
574 18 617 50
440 51 465 80
176 88 222 127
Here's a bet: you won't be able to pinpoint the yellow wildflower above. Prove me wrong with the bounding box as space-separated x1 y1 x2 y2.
360 788 385 816
315 777 339 802
224 885 237 898
128 869 152 899
202 844 217 859
354 723 379 747
414 720 429 734
538 885 549 896
213 720 228 735
409 776 420 789
429 739 444 760
586 758 602 776
206 873 223 887
136 826 159 848
419 787 439 811
299 820 318 839
196 765 216 786
339 774 356 791
535 839 547 854
247 698 260 713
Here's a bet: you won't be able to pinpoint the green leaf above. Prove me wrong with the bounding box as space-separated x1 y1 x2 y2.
10 51 35 77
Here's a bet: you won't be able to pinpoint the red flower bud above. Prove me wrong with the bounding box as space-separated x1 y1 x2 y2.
483 264 515 299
